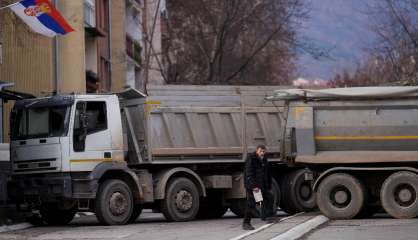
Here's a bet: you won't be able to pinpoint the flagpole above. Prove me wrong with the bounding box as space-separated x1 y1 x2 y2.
0 2 20 11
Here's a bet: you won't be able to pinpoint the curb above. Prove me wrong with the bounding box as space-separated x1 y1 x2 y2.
0 222 33 233
270 215 329 240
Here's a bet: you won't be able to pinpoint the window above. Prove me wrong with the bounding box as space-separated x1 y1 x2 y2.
11 106 71 140
84 0 96 27
74 101 107 135
86 101 107 133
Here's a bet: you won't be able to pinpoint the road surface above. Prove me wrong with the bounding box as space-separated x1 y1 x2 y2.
1 211 417 240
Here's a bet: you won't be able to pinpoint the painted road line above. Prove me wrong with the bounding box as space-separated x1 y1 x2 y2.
0 222 33 233
269 215 329 240
228 212 305 240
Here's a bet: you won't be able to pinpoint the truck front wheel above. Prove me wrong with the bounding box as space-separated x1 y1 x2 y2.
161 177 200 221
317 173 365 219
381 171 418 219
95 179 134 225
128 204 143 223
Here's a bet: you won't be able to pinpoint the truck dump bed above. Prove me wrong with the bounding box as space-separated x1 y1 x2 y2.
119 85 290 164
268 87 418 165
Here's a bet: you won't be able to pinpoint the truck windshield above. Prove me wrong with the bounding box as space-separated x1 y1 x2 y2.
11 106 71 140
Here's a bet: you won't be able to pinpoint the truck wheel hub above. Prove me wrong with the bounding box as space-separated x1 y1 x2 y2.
174 190 193 212
331 186 351 207
109 192 128 216
334 190 348 204
300 184 312 200
395 184 416 206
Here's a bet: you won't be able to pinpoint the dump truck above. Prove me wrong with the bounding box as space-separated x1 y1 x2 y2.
8 85 315 226
267 86 418 220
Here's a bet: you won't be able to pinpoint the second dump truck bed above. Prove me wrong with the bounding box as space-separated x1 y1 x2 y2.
120 85 290 164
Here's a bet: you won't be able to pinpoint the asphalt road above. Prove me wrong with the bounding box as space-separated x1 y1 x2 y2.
1 211 417 240
0 210 292 240
304 213 418 240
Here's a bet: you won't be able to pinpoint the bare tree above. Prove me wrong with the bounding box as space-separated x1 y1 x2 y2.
157 0 307 85
329 0 418 87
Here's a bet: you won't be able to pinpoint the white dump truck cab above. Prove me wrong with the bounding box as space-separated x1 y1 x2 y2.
10 94 124 174
9 93 145 225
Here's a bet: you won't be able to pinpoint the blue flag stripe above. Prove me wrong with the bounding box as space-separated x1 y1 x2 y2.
37 13 66 34
20 0 36 8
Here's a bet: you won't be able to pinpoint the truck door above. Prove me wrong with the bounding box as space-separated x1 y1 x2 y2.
70 100 112 171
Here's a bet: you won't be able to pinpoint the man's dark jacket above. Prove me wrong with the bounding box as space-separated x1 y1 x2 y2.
244 152 272 190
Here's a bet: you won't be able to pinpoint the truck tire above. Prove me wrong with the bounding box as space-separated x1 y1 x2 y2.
197 191 228 219
161 177 200 221
289 169 316 212
128 205 143 223
40 207 76 225
380 171 418 219
317 173 365 219
279 173 299 214
26 213 45 226
271 178 281 214
95 179 134 225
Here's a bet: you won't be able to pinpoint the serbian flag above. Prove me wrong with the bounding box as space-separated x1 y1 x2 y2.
10 0 74 37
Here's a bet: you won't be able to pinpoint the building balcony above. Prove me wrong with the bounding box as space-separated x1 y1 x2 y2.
84 0 106 37
126 35 142 66
84 0 96 28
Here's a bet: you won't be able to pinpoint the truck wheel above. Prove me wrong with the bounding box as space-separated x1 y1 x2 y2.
161 177 200 221
128 205 143 223
271 178 281 213
317 173 365 219
26 213 45 226
381 171 418 219
279 174 302 215
283 169 316 212
95 179 134 225
40 207 76 225
197 191 228 219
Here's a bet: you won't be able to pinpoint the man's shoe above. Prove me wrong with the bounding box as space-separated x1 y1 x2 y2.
242 222 255 230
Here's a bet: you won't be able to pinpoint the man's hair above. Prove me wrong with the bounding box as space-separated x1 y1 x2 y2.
256 144 266 150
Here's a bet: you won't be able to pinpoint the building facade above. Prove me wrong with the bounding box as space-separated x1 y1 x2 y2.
0 0 165 141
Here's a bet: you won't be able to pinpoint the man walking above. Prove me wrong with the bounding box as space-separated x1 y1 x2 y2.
242 145 276 230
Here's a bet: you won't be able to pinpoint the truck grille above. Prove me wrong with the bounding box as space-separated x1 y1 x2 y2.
13 158 57 173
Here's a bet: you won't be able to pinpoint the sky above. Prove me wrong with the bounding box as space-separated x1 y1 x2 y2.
297 0 374 81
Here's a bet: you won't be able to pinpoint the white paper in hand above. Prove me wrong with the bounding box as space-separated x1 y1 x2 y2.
253 190 263 202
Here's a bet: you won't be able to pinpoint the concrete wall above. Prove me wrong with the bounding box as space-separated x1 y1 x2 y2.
57 0 86 94
110 0 127 92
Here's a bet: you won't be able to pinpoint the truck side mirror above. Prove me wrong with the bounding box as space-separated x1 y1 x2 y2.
74 102 87 152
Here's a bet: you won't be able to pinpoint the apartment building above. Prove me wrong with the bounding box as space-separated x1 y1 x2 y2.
0 0 165 141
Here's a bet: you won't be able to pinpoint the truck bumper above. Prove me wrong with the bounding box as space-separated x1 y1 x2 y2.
8 174 73 203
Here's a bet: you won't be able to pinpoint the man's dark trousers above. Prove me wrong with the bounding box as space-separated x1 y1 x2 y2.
243 189 274 223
